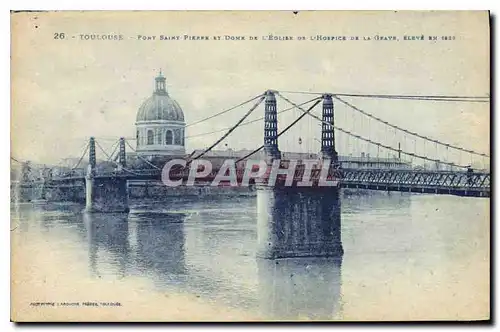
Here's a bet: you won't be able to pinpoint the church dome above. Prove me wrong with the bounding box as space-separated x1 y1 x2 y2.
134 71 186 157
135 72 185 122
136 94 185 122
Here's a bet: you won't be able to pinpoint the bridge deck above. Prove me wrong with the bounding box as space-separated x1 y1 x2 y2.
15 167 490 198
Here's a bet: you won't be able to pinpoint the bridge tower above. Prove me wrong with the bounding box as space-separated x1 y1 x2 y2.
89 137 96 175
263 90 281 161
256 93 343 259
85 136 129 213
320 94 338 164
118 137 126 168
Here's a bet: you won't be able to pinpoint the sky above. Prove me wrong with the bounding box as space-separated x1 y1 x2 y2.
11 11 490 167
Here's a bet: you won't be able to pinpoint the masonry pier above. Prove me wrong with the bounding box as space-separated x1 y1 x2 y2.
256 186 343 258
256 92 343 259
45 184 85 203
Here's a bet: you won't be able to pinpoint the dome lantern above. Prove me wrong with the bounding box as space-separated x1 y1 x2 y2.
154 69 167 95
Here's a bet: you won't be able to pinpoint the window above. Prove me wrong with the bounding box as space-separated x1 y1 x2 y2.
174 129 181 145
165 130 173 145
136 130 139 143
181 129 185 146
147 130 154 145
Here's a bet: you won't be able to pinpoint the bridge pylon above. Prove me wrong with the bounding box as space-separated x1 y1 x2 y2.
88 137 96 177
118 137 126 168
263 90 281 162
319 94 338 164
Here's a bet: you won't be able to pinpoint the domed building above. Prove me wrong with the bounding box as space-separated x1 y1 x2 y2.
135 72 186 156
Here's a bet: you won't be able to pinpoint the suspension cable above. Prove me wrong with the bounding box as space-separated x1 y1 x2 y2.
50 139 92 169
185 97 322 140
93 96 322 143
106 139 120 162
184 93 264 128
278 90 490 102
188 95 266 163
97 93 266 144
124 139 162 170
71 141 90 170
333 95 489 157
333 93 490 103
278 93 472 170
10 156 22 164
94 140 142 176
235 97 323 163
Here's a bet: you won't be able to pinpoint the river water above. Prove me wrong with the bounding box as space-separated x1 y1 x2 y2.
11 193 489 321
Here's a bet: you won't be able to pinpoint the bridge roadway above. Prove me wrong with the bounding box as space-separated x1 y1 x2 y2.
32 166 490 198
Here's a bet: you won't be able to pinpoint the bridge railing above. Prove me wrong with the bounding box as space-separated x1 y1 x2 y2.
45 164 490 193
339 168 490 190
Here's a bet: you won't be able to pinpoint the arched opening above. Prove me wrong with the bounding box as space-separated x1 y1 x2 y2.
174 129 181 145
165 130 173 145
147 129 154 145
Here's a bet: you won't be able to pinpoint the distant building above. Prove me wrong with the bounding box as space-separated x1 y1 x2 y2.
135 72 186 156
188 149 412 170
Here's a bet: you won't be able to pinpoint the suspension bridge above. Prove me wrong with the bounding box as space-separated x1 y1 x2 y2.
12 90 490 196
11 89 490 258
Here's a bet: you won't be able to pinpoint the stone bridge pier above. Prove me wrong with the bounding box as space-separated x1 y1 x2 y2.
45 184 85 203
256 185 343 259
85 177 129 213
256 92 343 259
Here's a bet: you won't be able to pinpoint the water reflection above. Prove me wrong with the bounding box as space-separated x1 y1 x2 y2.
13 201 343 319
130 212 187 278
82 212 130 279
10 193 490 320
257 257 342 320
342 192 412 214
80 211 188 281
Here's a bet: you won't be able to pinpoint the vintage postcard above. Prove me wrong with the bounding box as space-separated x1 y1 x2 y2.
10 11 490 322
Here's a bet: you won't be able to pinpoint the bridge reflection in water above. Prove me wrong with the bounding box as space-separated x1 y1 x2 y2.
34 198 344 319
131 212 187 277
20 191 485 320
257 258 342 320
82 212 130 279
81 211 187 281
